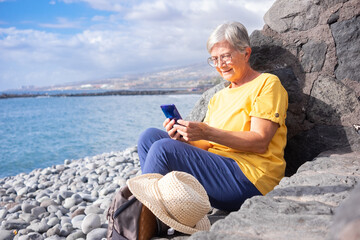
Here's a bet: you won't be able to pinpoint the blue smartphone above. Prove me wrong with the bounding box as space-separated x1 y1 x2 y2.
160 104 182 122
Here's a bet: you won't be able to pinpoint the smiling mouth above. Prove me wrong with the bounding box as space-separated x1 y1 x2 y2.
221 68 232 74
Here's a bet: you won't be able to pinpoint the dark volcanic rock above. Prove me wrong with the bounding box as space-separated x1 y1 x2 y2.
301 40 327 72
307 76 359 125
284 125 359 176
263 0 322 33
331 15 360 83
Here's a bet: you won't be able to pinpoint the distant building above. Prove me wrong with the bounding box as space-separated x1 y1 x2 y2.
80 84 93 89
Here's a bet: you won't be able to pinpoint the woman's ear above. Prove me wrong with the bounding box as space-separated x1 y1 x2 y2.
244 47 252 62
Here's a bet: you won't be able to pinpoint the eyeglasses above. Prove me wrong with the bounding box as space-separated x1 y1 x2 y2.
207 53 232 68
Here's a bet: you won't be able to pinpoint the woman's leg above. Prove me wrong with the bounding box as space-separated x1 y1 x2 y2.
137 128 261 211
137 127 170 171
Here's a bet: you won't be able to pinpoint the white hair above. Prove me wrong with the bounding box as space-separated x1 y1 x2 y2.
207 22 250 53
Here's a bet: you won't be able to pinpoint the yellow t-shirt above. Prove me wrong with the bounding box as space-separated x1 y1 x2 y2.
204 73 288 195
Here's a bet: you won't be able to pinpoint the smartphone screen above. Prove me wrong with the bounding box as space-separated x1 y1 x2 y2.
160 104 182 122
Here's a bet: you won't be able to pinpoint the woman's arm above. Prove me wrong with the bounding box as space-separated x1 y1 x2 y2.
174 117 279 154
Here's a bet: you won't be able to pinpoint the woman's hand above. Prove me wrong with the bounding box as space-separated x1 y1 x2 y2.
173 120 208 142
163 118 184 141
163 118 208 142
163 118 212 150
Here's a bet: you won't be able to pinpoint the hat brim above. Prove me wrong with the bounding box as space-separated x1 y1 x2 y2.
127 174 211 235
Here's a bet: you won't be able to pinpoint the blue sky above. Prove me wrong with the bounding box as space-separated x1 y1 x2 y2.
0 0 276 91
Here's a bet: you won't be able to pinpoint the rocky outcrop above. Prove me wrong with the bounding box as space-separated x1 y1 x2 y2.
188 0 360 176
327 173 360 240
259 0 359 176
190 149 360 240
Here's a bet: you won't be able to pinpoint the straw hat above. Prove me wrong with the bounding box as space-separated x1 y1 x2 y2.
126 171 211 235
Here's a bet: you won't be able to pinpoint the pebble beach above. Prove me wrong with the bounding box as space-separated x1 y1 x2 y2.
0 146 141 240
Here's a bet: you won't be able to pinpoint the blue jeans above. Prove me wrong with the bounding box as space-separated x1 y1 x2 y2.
137 128 261 211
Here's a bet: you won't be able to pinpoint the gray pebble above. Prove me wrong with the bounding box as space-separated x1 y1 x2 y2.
6 187 16 195
65 230 86 240
0 208 8 219
40 199 57 208
31 206 46 218
63 198 76 209
3 219 29 230
84 205 103 215
8 204 21 214
27 220 50 233
21 202 36 214
81 214 101 234
19 213 36 223
17 187 29 196
59 191 73 201
81 194 97 203
47 217 60 227
47 224 61 237
44 235 65 240
71 214 85 229
85 228 107 240
60 217 71 226
22 232 44 240
59 223 73 237
0 230 14 240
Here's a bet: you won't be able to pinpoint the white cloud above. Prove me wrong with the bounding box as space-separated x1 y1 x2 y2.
0 0 276 90
38 17 82 29
61 0 124 12
125 1 182 21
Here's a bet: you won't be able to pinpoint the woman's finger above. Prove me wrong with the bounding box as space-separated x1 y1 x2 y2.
165 119 176 132
163 118 171 128
168 125 179 138
176 119 188 126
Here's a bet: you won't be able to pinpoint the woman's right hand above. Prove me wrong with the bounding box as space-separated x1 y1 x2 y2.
163 118 183 141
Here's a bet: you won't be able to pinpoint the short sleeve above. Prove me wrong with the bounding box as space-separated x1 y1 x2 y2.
203 95 213 124
249 78 288 125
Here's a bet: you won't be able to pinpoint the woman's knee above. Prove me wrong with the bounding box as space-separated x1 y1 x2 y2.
139 127 161 141
143 139 184 172
138 128 166 147
149 138 178 155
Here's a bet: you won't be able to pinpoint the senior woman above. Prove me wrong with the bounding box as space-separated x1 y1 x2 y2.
137 22 288 211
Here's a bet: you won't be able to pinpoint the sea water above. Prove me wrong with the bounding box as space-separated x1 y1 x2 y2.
0 94 201 178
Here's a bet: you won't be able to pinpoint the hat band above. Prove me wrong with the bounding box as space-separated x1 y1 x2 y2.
152 182 197 228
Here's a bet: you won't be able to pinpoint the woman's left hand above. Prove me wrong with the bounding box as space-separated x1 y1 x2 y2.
173 120 208 142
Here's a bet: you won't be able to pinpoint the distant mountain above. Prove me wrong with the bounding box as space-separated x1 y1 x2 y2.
46 62 221 92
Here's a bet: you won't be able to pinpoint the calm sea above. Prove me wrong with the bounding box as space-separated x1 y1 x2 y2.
0 94 201 178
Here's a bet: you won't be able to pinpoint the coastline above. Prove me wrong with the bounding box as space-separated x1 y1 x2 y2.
0 89 204 99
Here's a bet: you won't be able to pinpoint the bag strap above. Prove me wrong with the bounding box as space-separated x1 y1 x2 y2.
156 216 170 236
113 196 138 219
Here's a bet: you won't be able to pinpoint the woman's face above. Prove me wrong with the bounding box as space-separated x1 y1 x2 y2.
210 40 250 83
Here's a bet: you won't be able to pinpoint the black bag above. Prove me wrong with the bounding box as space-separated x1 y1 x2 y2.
106 185 169 240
